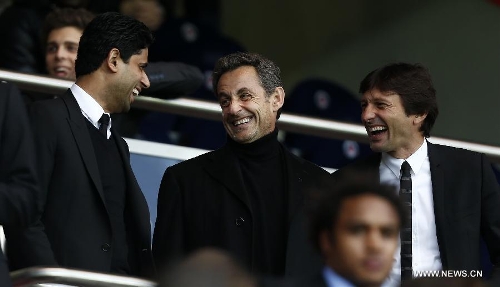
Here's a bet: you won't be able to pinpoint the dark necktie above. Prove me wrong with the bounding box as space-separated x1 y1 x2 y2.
98 113 110 137
400 161 412 280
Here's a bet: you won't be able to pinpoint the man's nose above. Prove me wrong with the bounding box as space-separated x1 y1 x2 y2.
361 105 375 124
227 99 242 115
141 71 150 89
55 47 66 59
366 232 384 252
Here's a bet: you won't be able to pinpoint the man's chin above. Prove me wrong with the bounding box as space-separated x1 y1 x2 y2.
352 275 387 287
116 105 131 114
369 142 385 153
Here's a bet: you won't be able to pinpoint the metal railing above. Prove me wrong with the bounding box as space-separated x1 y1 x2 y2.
2 69 500 163
11 267 156 287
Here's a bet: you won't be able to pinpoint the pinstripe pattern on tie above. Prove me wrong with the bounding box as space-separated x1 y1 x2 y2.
400 161 412 280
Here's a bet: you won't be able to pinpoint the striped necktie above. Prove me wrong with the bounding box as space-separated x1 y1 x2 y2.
400 161 413 280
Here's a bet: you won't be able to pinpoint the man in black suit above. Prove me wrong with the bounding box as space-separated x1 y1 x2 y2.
5 12 155 278
300 178 404 287
0 82 39 287
332 63 500 285
153 52 330 278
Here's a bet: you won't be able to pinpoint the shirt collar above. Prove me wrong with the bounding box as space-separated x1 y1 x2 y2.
322 266 356 287
381 140 428 178
70 84 111 128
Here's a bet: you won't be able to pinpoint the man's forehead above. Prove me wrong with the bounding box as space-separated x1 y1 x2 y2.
339 195 397 218
362 89 399 99
217 71 262 94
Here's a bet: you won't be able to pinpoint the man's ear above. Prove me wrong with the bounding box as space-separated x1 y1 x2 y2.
413 112 428 126
106 48 120 72
272 87 285 112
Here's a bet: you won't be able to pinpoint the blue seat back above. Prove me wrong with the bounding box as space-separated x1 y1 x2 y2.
283 78 372 169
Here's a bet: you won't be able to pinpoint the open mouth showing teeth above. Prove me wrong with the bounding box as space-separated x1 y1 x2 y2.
132 88 139 97
233 117 251 126
368 126 388 135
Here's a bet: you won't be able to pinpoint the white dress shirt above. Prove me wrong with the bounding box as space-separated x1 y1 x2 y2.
323 266 356 287
70 84 111 139
380 140 442 287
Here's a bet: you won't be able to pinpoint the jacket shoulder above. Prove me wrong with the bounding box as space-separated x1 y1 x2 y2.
30 96 65 112
428 142 483 163
285 149 330 176
167 149 217 173
331 153 381 183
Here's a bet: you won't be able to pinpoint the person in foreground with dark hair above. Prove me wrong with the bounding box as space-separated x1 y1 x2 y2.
0 81 39 287
332 62 500 286
153 52 330 278
5 12 155 278
297 177 404 287
158 248 257 287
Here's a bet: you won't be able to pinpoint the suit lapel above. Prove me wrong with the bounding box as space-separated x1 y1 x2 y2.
204 146 251 211
427 141 448 268
112 127 130 165
62 90 106 205
112 129 151 243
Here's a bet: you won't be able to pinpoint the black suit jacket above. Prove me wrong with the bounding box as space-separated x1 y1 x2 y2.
153 143 330 277
0 82 39 287
331 141 500 278
4 90 154 278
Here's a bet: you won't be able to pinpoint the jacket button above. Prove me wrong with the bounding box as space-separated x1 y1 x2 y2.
101 243 111 252
235 217 245 226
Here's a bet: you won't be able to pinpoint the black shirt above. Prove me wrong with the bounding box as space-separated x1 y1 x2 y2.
227 129 288 276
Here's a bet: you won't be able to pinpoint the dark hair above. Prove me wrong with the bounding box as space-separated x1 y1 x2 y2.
212 52 283 119
42 7 95 50
359 63 439 137
75 12 153 77
308 174 406 252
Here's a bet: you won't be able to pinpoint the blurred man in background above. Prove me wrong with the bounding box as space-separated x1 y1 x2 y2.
42 7 94 81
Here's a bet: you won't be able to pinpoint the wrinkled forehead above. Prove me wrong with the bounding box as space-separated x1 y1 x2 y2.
217 66 263 94
361 88 400 101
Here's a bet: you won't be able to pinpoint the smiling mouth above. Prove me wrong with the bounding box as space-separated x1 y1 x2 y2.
55 67 68 72
233 117 251 126
367 126 388 136
132 88 139 97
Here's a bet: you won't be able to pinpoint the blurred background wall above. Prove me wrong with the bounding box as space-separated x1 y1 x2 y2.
2 0 499 146
218 0 500 145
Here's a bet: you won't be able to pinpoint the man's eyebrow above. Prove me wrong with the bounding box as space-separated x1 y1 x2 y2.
217 91 230 98
345 220 368 227
236 87 252 94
